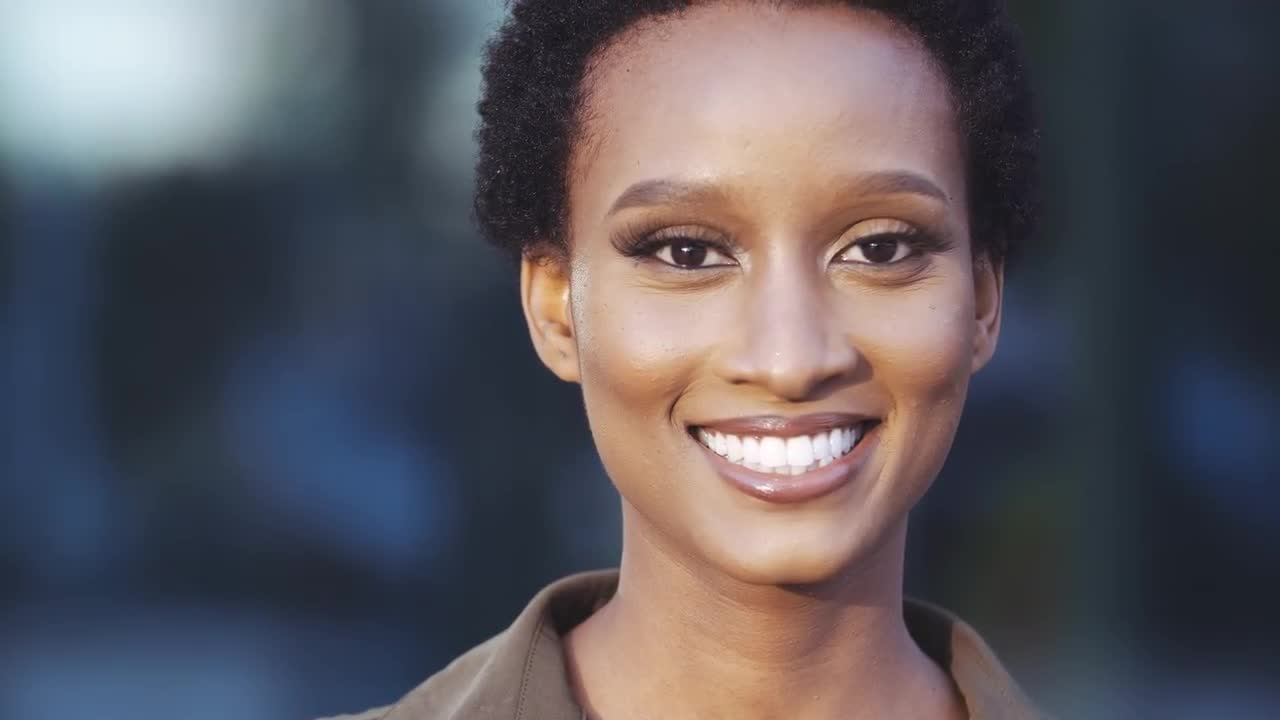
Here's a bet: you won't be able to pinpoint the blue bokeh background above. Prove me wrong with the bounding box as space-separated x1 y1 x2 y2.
1 1 1277 718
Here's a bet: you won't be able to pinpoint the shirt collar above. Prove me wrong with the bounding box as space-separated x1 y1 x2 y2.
384 570 1045 720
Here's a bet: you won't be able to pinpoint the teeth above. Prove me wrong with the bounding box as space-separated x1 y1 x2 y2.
812 431 829 464
695 424 866 475
759 437 787 468
726 434 743 462
785 436 813 467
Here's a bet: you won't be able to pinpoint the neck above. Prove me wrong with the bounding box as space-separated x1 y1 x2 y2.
565 509 964 720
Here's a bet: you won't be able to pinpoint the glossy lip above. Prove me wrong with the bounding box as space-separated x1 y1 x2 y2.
689 416 882 504
692 412 875 438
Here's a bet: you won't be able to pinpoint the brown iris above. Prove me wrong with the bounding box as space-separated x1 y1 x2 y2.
858 237 901 264
670 241 710 268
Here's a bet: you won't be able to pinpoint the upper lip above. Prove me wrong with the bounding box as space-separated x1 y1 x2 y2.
690 412 877 438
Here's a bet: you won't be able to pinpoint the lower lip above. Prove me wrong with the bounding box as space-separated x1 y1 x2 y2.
696 425 881 504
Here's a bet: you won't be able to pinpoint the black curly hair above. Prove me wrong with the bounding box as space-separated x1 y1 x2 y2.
475 0 1039 267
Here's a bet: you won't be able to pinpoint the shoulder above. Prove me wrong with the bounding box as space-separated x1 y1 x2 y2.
316 570 617 720
315 633 506 720
316 708 394 720
905 597 1049 719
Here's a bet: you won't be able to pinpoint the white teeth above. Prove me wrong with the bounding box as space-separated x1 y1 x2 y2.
726 434 743 462
785 436 813 467
759 437 787 468
812 431 830 463
696 424 867 475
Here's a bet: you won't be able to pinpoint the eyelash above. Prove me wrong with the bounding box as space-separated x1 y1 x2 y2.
613 223 733 257
837 229 954 263
611 222 953 268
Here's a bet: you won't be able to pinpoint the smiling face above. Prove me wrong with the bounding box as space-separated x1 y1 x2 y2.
523 3 1002 586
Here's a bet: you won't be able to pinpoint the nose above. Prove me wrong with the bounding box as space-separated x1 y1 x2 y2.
713 258 859 402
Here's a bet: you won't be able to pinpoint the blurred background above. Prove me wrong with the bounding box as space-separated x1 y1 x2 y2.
1 1 1277 718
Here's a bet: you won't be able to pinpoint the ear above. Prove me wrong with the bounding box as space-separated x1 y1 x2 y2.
520 253 581 383
970 255 1004 374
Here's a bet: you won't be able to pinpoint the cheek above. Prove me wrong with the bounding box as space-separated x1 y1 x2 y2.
569 267 724 502
853 276 976 410
849 271 976 489
570 267 712 421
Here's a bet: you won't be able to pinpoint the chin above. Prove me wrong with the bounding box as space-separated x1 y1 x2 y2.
721 554 856 588
696 515 899 590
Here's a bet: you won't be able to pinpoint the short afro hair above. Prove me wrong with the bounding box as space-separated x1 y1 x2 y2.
474 0 1040 267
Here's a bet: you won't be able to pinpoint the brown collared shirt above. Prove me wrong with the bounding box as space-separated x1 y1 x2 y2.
323 570 1047 720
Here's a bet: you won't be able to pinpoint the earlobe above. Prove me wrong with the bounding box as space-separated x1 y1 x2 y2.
971 256 1004 374
520 254 581 383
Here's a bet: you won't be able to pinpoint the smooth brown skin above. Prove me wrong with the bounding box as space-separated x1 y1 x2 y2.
521 5 1001 719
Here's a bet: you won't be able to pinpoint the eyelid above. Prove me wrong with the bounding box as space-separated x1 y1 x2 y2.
831 217 926 258
655 241 736 269
647 224 737 251
843 217 919 240
652 226 738 268
613 222 740 262
831 216 954 268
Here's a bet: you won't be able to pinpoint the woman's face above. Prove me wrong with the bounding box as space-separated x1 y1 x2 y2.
524 4 1002 586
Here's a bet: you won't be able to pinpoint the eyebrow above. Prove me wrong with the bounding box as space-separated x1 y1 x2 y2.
607 170 949 216
607 178 731 216
849 171 950 203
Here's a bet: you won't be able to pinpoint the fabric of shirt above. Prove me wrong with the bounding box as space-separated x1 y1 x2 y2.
321 570 1047 720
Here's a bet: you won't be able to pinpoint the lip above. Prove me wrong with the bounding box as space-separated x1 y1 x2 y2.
693 412 876 438
692 418 882 504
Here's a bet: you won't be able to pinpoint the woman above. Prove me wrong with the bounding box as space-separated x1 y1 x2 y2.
329 0 1043 717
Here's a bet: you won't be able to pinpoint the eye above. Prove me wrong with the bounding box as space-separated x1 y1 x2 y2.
653 239 736 269
834 219 924 266
840 234 914 264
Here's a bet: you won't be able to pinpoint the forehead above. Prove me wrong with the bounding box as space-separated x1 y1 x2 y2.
572 3 964 218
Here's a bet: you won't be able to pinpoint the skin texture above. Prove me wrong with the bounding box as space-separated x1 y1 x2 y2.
521 4 1001 719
